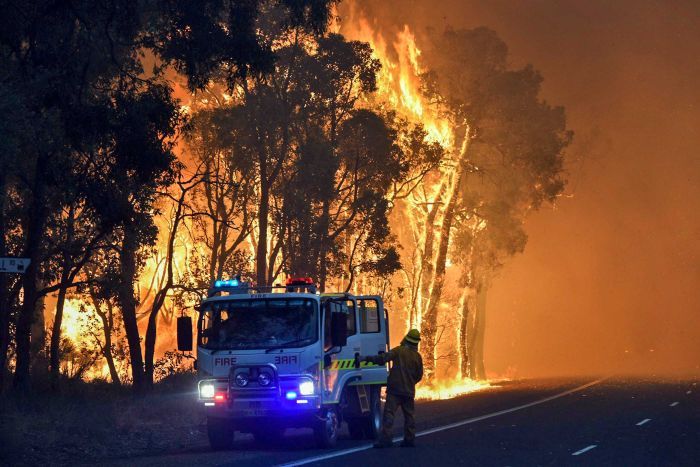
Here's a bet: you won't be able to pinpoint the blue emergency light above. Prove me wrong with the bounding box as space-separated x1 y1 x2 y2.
208 276 250 297
215 279 239 287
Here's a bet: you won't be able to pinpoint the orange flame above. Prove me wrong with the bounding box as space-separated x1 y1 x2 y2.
342 9 492 399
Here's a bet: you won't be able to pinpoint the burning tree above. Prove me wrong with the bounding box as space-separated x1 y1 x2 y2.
0 0 571 397
410 27 571 381
339 16 572 384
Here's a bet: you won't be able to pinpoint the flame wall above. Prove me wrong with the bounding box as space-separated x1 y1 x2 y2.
346 0 700 377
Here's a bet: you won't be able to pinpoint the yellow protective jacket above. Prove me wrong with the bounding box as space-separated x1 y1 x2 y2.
367 341 423 398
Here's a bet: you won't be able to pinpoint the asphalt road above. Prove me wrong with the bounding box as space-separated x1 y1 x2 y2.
126 376 700 466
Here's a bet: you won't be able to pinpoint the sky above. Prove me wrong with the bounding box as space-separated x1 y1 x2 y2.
344 0 700 377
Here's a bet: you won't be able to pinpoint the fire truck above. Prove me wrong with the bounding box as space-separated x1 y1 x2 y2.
176 276 389 449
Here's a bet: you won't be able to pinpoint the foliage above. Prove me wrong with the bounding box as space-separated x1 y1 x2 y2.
0 1 571 393
153 350 195 382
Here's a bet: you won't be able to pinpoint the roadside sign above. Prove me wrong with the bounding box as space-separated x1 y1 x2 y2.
0 257 31 273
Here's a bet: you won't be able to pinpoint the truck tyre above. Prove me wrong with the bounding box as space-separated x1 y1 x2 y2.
314 407 340 448
362 387 382 439
253 427 285 445
207 416 235 450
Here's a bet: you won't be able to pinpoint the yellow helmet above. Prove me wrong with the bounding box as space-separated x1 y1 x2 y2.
404 329 421 344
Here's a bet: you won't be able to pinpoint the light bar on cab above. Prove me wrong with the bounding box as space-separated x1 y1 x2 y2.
285 277 315 285
285 276 317 294
213 274 249 289
209 275 251 297
215 278 240 287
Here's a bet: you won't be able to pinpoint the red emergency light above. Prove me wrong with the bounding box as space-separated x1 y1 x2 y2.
285 277 315 286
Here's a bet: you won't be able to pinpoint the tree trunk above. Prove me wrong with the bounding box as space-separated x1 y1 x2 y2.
90 287 120 385
14 155 48 390
144 305 158 387
472 285 487 380
0 170 8 390
50 204 76 390
420 130 471 382
118 226 145 392
29 287 46 372
420 169 464 382
458 287 472 379
317 200 330 292
103 328 121 385
417 185 446 326
256 182 269 287
466 301 477 379
145 183 187 387
49 280 68 390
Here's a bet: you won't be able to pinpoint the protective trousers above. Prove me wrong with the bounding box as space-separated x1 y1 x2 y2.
379 393 416 444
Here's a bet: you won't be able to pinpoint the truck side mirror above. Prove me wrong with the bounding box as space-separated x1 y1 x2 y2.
331 312 348 347
177 316 193 352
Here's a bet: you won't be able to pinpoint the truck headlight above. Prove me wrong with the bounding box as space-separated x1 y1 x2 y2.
299 380 314 396
258 371 273 387
235 373 250 387
200 383 216 399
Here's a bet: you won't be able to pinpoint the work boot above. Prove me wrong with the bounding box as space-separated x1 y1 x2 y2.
400 439 415 448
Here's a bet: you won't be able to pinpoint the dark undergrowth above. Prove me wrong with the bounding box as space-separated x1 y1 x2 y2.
0 373 206 466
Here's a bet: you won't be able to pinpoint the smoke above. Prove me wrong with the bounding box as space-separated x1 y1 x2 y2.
343 0 700 377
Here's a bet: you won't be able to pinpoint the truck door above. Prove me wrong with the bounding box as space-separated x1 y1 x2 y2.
339 298 361 365
356 296 389 385
321 299 360 400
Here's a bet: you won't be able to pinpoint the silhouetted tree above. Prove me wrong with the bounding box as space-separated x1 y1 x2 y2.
0 0 345 392
186 102 256 284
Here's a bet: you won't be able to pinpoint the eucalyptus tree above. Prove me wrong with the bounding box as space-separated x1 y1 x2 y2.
186 104 257 285
418 27 572 381
0 0 154 390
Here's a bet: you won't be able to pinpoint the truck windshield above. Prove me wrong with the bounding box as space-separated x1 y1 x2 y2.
198 298 318 350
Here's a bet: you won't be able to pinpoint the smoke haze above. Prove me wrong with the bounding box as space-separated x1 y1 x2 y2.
343 0 700 377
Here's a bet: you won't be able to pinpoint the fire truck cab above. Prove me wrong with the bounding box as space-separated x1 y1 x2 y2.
176 277 389 449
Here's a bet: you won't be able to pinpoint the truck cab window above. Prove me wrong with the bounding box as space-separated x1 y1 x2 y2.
360 300 380 333
198 299 318 350
323 303 333 351
346 301 357 336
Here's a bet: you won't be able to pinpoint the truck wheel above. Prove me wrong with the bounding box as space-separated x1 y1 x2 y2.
253 427 285 445
347 419 364 440
314 407 339 448
362 387 382 439
207 416 235 450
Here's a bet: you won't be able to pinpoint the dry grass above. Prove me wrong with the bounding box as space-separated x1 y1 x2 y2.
0 373 208 465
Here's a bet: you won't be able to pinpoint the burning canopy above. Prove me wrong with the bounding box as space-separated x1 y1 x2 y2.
0 0 570 393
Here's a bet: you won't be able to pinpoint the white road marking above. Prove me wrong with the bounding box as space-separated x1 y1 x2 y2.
670 401 679 407
277 378 607 467
636 418 651 426
572 445 597 456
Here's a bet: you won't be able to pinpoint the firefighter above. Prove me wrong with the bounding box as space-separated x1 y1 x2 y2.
364 329 423 448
